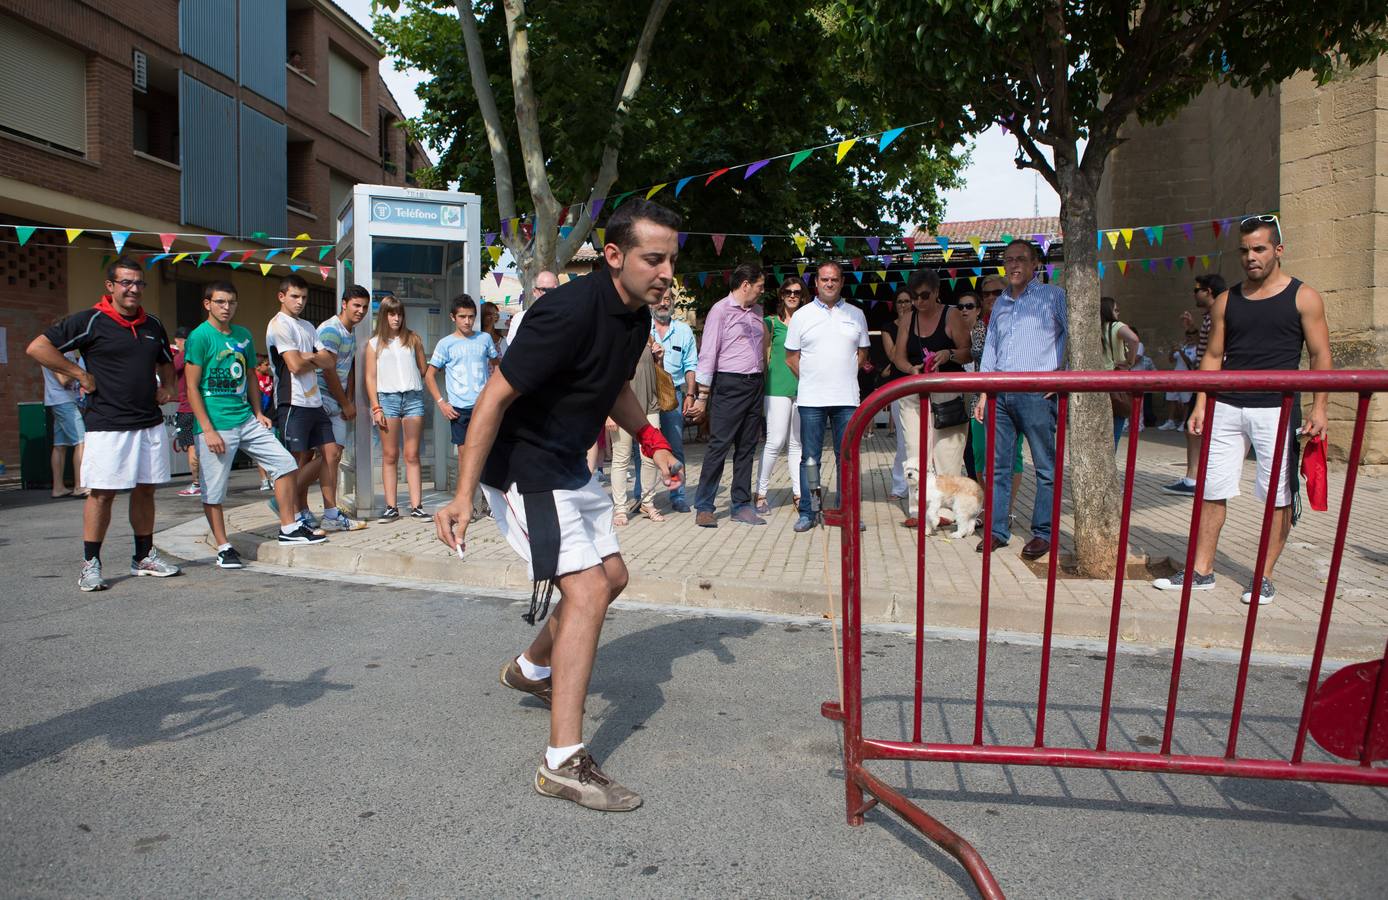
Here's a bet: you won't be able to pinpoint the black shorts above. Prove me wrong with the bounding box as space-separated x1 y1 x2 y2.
275 404 334 454
449 407 475 446
173 412 197 451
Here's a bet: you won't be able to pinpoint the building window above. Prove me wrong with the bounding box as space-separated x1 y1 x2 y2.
379 109 398 174
287 137 315 215
133 56 179 165
329 169 354 221
303 284 334 324
327 47 363 128
0 15 87 154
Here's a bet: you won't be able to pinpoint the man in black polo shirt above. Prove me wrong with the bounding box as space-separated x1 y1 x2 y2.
27 257 182 591
434 199 681 812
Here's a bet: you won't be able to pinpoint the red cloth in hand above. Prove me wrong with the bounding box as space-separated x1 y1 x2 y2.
1301 435 1328 512
638 424 672 459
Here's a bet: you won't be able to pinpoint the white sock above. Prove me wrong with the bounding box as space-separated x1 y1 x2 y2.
518 654 551 680
545 743 584 770
217 542 232 552
324 507 339 519
280 523 300 535
1182 477 1196 487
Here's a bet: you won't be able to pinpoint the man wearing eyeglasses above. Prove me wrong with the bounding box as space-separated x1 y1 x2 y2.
27 256 182 591
505 270 559 347
1153 215 1332 606
974 239 1067 559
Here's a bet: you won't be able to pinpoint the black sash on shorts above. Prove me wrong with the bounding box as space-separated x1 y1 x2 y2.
521 490 562 625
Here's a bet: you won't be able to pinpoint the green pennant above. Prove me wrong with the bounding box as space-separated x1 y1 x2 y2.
229 262 242 270
100 254 112 270
344 259 353 271
788 149 813 171
251 231 268 240
1000 233 1013 245
1174 257 1185 270
15 225 36 246
318 246 332 260
196 252 210 267
912 251 921 265
612 191 635 208
830 236 846 252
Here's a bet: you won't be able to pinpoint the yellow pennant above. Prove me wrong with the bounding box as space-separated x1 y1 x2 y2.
65 228 83 243
1106 230 1120 249
1116 260 1128 275
291 247 306 259
835 138 857 164
259 263 273 276
867 282 878 295
295 232 310 240
487 245 503 264
595 228 606 246
793 235 809 255
941 247 954 263
646 183 667 200
1200 255 1211 269
968 276 978 288
1120 228 1134 248
796 263 807 276
875 269 887 282
968 237 984 259
996 266 1005 276
172 252 188 263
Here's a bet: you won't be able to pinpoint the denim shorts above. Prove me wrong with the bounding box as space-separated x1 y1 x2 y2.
50 402 86 446
378 390 425 419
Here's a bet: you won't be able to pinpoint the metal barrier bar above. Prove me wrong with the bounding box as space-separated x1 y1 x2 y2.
1098 393 1144 751
1034 392 1069 747
859 739 1388 787
975 396 998 746
1292 392 1370 762
1161 396 1218 755
1226 394 1294 758
913 396 929 744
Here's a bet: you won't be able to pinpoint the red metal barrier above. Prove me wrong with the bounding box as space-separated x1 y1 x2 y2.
819 370 1388 899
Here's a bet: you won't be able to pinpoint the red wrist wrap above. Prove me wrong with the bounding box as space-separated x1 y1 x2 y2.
638 424 671 459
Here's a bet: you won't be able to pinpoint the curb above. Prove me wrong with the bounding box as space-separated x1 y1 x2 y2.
157 517 1381 659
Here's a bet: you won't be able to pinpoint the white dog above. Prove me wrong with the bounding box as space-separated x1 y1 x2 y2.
924 472 984 538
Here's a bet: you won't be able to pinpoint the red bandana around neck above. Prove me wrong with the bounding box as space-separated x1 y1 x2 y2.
94 294 147 338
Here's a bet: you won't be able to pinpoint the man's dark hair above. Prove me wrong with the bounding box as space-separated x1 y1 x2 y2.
278 273 309 294
815 260 844 278
1003 238 1041 262
604 199 682 253
449 293 476 316
1195 273 1227 296
730 262 764 292
1238 215 1282 244
106 256 143 281
202 280 237 301
906 269 940 295
341 284 370 304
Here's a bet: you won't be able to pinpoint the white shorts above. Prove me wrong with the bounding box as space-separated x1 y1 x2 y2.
82 425 171 491
482 474 620 581
198 417 299 505
1204 403 1294 506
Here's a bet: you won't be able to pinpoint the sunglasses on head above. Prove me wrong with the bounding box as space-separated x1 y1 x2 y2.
1241 214 1282 242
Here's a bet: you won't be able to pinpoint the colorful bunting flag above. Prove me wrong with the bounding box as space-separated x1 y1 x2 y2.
1211 220 1222 238
1117 261 1128 275
319 267 331 280
589 199 605 221
15 226 35 246
793 235 808 255
1106 231 1120 249
1181 223 1194 241
595 227 606 246
747 235 764 252
877 127 905 150
158 233 175 253
969 237 984 260
830 236 846 252
646 184 667 199
789 149 813 171
675 177 694 196
941 248 953 263
172 252 188 264
1120 228 1134 248
677 232 689 249
64 228 83 243
744 159 770 179
865 236 880 254
711 234 726 255
487 246 503 265
493 271 505 286
259 263 273 276
705 168 731 186
111 231 130 253
835 139 857 164
612 191 635 208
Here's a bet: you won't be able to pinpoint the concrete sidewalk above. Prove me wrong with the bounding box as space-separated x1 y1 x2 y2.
162 424 1388 658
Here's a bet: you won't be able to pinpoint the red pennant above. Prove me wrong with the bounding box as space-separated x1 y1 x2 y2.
903 236 916 251
318 266 330 279
159 233 175 253
722 269 731 285
948 268 958 278
711 234 726 255
851 257 863 270
1211 220 1223 238
1186 255 1196 269
705 168 731 186
240 250 255 262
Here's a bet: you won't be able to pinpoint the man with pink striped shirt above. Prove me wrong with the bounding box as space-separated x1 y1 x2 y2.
691 262 767 527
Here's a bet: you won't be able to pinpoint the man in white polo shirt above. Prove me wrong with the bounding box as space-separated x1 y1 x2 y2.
784 261 869 533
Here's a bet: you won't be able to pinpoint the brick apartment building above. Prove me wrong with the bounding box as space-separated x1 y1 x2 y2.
0 0 428 470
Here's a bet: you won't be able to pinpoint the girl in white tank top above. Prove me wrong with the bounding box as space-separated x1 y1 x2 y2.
365 296 428 520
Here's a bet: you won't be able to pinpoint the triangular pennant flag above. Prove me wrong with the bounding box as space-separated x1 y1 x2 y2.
295 233 310 241
239 250 256 262
612 191 635 208
1034 233 1051 256
1000 233 1014 245
1174 257 1185 270
1186 255 1196 269
705 168 731 186
697 272 709 287
972 267 982 277
674 177 693 196
1120 228 1134 248
744 159 770 179
343 259 353 271
149 254 169 264
291 247 306 260
711 234 726 255
1181 223 1194 241
500 218 511 238
830 236 846 252
877 127 905 150
968 276 978 288
485 231 497 246
1200 255 1212 269
796 263 807 277
936 236 950 251
1117 260 1128 275
1143 227 1156 246
793 235 808 255
1152 226 1165 246
266 248 283 260
196 252 209 267
835 139 857 164
15 225 36 246
1097 232 1104 250
1211 220 1222 238
65 228 83 243
968 237 984 259
1163 256 1174 270
589 199 605 221
559 225 573 239
948 268 958 278
215 251 230 262
852 271 864 283
251 231 268 240
850 257 863 270
677 232 689 249
100 254 112 270
111 231 130 253
912 252 922 265
172 252 188 263
748 235 764 252
1046 264 1056 278
947 278 957 290
1143 259 1154 272
595 227 606 246
1106 230 1121 249
801 273 812 284
159 233 175 253
205 235 222 253
941 248 953 263
788 149 813 171
875 269 887 282
903 236 916 251
645 183 667 200
865 236 880 253
319 266 331 279
995 266 1005 276
259 263 273 276
1098 262 1106 279
229 261 242 270
487 246 503 264
867 283 878 295
290 265 303 273
493 271 504 286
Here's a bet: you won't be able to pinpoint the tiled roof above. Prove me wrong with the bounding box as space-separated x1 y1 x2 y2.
914 216 1062 243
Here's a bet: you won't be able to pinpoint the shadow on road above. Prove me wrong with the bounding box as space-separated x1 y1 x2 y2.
585 617 761 759
0 666 353 777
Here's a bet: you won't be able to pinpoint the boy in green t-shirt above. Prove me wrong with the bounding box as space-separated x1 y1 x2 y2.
185 281 326 569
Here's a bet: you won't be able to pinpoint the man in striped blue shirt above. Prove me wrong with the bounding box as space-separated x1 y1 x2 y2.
975 239 1067 559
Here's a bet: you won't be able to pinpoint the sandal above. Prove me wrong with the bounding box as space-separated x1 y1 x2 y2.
639 503 666 522
614 508 629 527
755 495 770 515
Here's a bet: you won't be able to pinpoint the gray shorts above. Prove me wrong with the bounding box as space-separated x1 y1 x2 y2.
198 417 298 505
321 395 349 446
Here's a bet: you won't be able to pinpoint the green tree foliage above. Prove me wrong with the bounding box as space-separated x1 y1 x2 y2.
830 0 1388 575
373 0 967 306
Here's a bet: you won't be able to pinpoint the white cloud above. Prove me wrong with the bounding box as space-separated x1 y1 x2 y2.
939 126 1061 222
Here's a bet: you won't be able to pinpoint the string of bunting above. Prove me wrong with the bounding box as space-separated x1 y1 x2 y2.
3 224 337 263
0 235 344 280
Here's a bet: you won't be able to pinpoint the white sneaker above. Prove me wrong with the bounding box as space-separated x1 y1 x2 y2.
177 483 201 497
130 549 181 577
78 558 107 592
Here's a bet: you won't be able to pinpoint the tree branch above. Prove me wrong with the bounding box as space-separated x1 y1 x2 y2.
453 1 517 221
502 0 559 223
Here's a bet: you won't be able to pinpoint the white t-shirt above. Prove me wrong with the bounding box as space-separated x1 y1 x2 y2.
266 311 324 408
369 335 424 393
783 297 869 408
42 352 83 406
505 308 526 348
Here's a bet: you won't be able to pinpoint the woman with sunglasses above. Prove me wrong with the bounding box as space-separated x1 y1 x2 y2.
755 276 805 513
889 270 972 528
879 288 914 499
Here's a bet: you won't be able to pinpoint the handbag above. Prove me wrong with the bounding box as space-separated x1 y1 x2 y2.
654 366 678 413
931 395 968 429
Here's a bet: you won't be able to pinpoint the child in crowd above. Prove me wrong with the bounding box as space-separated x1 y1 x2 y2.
254 353 275 489
425 294 497 518
185 281 326 569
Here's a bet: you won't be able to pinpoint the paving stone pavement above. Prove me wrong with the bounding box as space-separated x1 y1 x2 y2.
188 425 1388 658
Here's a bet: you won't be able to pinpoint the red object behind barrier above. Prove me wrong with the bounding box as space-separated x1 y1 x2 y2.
820 369 1388 898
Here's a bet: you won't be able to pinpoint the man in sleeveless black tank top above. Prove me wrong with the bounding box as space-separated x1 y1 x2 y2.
1152 216 1332 606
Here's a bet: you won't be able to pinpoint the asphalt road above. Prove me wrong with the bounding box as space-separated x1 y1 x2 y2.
2 477 1386 898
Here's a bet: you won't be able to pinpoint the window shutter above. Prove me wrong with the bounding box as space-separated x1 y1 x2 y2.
0 15 86 153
